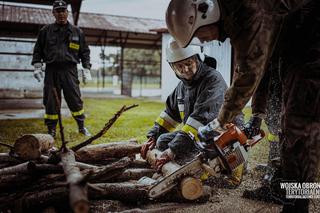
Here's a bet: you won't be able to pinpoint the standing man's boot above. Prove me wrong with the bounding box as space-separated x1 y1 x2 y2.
47 126 56 138
77 120 91 136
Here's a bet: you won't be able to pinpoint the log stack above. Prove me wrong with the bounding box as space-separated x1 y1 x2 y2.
0 135 157 212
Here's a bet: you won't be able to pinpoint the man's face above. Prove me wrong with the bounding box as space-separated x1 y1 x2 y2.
194 24 220 43
53 8 68 25
171 55 199 80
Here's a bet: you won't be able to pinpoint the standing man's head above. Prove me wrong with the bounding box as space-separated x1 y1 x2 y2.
166 38 204 81
166 0 221 47
52 0 68 25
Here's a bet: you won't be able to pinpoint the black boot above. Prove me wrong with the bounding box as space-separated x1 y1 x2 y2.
47 126 56 138
79 127 91 136
242 167 287 204
77 120 91 136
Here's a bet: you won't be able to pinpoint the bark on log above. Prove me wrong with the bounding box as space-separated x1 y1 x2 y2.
0 161 35 175
83 157 132 183
88 182 149 202
146 149 203 200
114 168 155 182
40 155 98 170
60 148 88 213
14 134 54 160
0 174 33 190
75 141 141 163
130 159 150 168
0 152 22 164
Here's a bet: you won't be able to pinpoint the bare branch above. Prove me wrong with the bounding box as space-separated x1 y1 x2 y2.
71 104 138 152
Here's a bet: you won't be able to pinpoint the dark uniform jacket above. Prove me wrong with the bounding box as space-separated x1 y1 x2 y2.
216 0 313 125
148 63 228 143
31 22 91 69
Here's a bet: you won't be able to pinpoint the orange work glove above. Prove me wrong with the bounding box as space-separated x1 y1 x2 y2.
140 137 156 159
155 149 175 172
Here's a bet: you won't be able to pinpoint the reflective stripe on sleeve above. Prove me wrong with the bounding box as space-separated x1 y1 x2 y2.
159 111 179 128
181 124 199 141
155 117 176 132
186 117 204 130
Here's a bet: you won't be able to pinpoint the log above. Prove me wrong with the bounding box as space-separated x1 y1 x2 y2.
40 155 98 170
61 148 88 213
14 134 54 160
0 153 22 164
0 183 149 210
0 174 33 190
130 159 150 168
88 182 149 202
114 168 155 182
75 141 141 163
83 157 132 183
146 149 203 200
0 161 35 175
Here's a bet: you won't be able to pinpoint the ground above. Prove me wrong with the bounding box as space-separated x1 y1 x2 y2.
0 98 319 212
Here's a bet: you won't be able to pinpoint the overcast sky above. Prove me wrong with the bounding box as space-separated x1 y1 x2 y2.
81 0 171 20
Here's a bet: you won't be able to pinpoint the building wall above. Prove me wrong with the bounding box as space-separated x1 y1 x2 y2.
0 39 39 90
161 34 232 101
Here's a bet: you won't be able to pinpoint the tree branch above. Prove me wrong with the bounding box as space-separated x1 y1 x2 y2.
71 104 138 152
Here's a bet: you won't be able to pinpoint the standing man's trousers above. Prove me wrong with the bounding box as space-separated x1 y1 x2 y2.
43 63 85 128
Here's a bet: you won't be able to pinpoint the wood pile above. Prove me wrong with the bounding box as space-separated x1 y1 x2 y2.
0 105 210 213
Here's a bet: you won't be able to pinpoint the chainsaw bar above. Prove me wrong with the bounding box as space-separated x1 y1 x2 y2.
148 155 204 199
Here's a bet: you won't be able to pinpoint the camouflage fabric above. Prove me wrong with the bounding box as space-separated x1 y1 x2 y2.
217 0 311 125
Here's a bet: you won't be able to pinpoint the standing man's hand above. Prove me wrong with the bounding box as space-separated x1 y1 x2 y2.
83 68 92 81
243 116 262 139
198 118 226 142
140 137 156 159
33 63 43 82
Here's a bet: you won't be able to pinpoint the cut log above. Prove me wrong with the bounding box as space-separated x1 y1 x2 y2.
75 141 141 163
179 177 203 201
60 148 88 213
14 134 54 160
146 149 203 200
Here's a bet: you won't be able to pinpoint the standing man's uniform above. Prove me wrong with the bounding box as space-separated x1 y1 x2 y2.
31 0 91 137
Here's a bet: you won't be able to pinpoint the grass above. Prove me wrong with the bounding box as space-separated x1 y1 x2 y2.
0 98 270 165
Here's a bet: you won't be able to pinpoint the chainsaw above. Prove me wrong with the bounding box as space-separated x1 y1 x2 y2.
147 123 265 199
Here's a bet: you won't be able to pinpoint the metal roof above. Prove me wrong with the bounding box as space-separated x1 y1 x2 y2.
3 0 83 25
0 4 166 48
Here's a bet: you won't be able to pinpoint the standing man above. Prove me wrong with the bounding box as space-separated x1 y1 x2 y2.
31 0 92 137
166 0 320 212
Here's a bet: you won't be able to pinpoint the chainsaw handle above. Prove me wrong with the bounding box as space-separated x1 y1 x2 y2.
246 130 265 147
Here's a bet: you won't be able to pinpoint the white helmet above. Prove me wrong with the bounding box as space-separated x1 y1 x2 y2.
166 38 204 63
166 0 220 47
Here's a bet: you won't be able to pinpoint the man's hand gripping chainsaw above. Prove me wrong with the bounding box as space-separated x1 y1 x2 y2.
147 123 265 199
